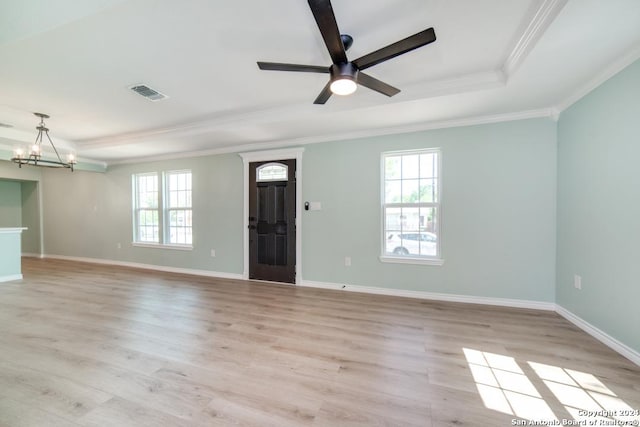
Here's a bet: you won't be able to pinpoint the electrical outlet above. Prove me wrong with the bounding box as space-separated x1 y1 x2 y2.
210 249 216 257
345 256 351 267
574 274 582 290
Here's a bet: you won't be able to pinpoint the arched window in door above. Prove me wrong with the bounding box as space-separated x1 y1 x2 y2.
257 163 288 181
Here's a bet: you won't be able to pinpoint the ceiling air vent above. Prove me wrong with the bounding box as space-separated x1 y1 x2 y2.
129 84 168 101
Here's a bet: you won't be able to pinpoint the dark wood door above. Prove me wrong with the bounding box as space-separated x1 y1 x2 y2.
249 159 296 283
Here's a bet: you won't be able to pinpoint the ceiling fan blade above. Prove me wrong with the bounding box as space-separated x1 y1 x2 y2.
308 0 348 64
257 62 330 73
313 81 333 104
357 72 400 97
353 28 436 70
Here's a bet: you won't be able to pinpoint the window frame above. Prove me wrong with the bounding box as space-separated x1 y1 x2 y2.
379 148 444 266
164 170 193 246
132 172 160 245
132 170 193 250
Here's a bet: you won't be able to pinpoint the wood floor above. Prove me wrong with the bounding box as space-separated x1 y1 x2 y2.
0 258 638 427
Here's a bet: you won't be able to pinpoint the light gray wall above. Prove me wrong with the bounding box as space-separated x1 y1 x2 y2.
40 118 558 303
0 162 44 254
42 154 245 274
303 118 557 301
0 180 21 227
20 181 41 254
557 58 640 353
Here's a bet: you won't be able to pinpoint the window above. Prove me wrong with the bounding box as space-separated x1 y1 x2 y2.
166 171 192 245
133 170 192 247
134 173 159 243
257 163 288 181
381 149 441 264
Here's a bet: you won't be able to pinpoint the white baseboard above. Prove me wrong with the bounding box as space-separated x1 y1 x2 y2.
40 254 244 281
555 305 640 366
299 280 556 311
20 258 640 366
0 274 23 283
22 252 44 258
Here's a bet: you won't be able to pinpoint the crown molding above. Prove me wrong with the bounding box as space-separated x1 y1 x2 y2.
555 44 640 114
81 69 507 154
238 147 304 163
108 108 555 166
502 0 568 78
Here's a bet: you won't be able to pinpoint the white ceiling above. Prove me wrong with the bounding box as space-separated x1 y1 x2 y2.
1 0 639 165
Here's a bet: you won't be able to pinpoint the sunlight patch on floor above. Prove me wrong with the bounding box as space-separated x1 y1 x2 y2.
463 348 557 422
464 348 639 425
529 361 640 425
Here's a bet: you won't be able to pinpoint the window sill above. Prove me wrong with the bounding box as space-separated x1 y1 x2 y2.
379 255 444 266
132 242 193 251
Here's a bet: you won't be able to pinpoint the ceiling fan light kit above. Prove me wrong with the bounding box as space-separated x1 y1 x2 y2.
257 0 436 104
329 62 358 95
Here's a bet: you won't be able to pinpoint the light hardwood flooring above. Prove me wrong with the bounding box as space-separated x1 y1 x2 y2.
0 258 638 426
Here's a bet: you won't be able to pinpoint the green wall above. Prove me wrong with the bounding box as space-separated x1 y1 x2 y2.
20 181 41 254
303 119 557 301
0 180 22 227
42 154 244 274
557 58 640 353
0 162 43 254
40 118 558 303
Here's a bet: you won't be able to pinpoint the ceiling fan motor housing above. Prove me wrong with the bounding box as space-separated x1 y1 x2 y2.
330 62 358 81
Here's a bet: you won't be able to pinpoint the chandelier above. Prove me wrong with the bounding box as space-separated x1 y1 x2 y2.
11 113 76 171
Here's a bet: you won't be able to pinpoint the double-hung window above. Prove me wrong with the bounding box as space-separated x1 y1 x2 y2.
133 170 192 247
381 149 442 264
165 171 192 245
134 173 160 243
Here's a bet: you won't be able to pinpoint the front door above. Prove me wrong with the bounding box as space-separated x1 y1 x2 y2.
248 159 296 283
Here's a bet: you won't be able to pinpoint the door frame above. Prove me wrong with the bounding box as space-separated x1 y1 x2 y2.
239 148 304 285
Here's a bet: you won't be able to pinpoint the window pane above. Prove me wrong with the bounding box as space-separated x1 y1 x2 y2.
420 153 437 178
138 209 158 242
257 163 287 181
385 207 402 231
419 179 437 203
167 171 192 209
401 155 419 179
385 180 401 203
422 207 437 234
168 208 192 245
385 156 401 180
400 207 420 232
137 174 158 209
402 179 420 203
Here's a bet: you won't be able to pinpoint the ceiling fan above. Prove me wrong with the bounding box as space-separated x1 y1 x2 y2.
257 0 436 104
